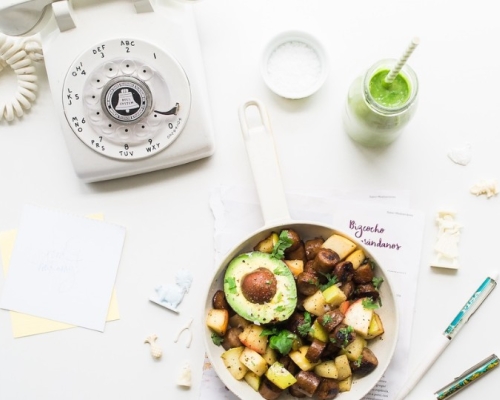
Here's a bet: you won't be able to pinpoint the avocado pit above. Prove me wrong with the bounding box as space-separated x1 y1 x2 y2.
241 267 277 304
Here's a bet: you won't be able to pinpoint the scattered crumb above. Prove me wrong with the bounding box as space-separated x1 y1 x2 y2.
447 143 471 166
470 179 498 198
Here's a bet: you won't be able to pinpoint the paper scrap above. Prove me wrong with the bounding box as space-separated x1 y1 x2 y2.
0 205 125 332
0 214 120 338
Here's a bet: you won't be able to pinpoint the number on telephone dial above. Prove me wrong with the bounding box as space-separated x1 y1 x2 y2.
0 0 215 182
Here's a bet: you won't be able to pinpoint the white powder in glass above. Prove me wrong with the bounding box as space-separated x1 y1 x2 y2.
266 40 322 94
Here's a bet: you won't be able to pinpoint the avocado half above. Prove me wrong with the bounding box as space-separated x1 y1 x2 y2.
223 251 297 324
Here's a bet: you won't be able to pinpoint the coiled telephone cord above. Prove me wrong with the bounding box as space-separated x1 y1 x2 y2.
0 33 44 122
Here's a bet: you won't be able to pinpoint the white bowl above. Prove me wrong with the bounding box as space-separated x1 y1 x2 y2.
203 223 399 400
261 30 329 99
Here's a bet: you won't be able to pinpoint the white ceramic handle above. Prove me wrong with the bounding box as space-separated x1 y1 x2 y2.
238 99 291 226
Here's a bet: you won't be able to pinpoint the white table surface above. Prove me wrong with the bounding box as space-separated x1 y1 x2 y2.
1 1 499 399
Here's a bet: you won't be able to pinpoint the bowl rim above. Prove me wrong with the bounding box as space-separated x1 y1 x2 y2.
203 220 400 400
260 30 329 99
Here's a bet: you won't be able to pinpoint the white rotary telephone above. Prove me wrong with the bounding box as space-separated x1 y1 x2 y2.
0 0 215 182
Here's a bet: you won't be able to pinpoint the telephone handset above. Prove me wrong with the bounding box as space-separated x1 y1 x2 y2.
0 0 215 182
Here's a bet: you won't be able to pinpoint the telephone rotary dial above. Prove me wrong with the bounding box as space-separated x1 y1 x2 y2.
64 38 191 160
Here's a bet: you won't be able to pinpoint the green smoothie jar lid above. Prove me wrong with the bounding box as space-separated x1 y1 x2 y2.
261 30 329 99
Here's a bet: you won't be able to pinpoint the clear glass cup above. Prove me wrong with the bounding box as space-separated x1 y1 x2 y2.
342 59 419 147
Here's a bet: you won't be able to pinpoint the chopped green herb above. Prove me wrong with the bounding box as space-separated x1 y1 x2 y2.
340 325 354 335
338 326 354 347
319 273 338 291
271 230 293 260
261 327 279 337
224 277 237 294
321 314 333 326
268 329 297 355
354 355 363 367
211 333 224 346
275 305 286 312
297 312 312 337
261 327 297 354
372 276 384 289
362 297 380 310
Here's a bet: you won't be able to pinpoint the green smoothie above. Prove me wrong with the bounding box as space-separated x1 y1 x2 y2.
342 58 418 147
369 69 410 108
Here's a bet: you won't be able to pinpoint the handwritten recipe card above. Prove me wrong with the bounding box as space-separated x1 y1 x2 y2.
0 205 126 332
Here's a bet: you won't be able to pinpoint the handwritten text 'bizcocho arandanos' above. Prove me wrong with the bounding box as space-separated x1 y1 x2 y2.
348 220 402 251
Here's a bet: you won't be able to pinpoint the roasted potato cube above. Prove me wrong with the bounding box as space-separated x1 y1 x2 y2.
244 371 262 391
289 346 319 371
238 324 268 354
284 259 304 277
322 234 356 260
322 284 347 307
341 336 367 361
345 249 365 270
338 375 353 392
334 354 352 380
221 346 248 380
265 361 297 389
206 308 229 336
303 290 328 317
365 312 384 339
239 347 268 376
314 360 339 379
254 232 279 253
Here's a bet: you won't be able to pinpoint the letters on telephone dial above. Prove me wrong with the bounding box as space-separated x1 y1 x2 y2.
0 0 215 182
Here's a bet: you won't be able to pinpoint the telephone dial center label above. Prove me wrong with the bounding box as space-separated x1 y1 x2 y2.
62 38 192 160
103 77 152 124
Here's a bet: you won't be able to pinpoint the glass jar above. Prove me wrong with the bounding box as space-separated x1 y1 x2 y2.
342 59 419 147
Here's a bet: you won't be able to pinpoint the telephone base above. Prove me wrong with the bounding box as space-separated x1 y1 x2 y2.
40 1 215 182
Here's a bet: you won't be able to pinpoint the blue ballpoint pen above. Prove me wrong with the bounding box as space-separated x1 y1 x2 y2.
394 272 498 400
